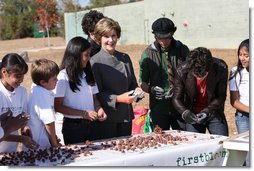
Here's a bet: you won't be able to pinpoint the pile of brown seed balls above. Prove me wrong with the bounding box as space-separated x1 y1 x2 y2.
0 146 92 166
101 131 189 153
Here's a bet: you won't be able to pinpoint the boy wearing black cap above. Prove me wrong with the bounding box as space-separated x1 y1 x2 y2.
139 17 189 131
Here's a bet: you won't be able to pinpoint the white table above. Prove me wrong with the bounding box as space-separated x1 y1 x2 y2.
51 115 231 166
222 131 249 166
64 131 228 166
0 130 229 166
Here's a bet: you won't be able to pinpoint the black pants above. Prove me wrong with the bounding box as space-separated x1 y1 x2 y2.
150 110 186 131
90 121 132 141
62 117 91 145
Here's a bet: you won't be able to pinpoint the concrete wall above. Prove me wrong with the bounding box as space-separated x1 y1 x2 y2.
64 0 249 49
64 1 145 45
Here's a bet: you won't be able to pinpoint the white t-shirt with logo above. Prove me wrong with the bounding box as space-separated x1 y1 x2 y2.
0 81 27 153
229 66 249 107
54 69 99 119
26 84 56 149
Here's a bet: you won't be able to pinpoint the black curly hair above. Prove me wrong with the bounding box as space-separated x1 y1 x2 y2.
188 47 213 77
81 10 105 35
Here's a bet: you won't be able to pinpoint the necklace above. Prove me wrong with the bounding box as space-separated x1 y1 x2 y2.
193 72 208 93
199 75 208 93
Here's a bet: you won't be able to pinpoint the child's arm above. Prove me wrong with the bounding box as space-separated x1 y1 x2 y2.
0 112 29 142
55 97 98 121
4 134 39 149
45 122 62 147
21 125 33 138
93 94 107 121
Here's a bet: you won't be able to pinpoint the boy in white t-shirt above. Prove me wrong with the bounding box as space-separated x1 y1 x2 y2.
26 58 61 149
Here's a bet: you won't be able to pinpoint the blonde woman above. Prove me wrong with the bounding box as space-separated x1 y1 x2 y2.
90 17 143 140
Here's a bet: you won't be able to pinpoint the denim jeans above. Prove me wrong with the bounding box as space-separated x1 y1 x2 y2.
235 111 249 134
235 111 249 167
186 116 228 136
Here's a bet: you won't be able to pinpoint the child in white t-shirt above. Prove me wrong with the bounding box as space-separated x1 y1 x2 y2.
0 53 38 153
26 58 61 149
229 39 249 166
229 39 249 131
54 36 107 145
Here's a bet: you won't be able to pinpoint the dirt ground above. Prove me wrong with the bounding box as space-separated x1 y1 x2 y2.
0 37 238 137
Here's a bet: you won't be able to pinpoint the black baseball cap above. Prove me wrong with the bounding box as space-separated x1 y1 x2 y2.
152 18 177 39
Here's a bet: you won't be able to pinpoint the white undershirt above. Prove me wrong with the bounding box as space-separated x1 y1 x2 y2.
229 67 249 107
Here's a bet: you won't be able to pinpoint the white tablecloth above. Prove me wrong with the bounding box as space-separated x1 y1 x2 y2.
0 130 229 166
50 114 230 166
65 131 228 166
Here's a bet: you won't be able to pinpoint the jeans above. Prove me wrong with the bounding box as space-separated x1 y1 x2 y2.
235 111 249 134
235 111 249 167
186 116 228 136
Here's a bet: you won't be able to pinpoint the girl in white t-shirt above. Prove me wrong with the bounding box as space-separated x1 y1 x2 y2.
26 59 62 150
229 39 249 166
54 36 107 145
0 53 38 153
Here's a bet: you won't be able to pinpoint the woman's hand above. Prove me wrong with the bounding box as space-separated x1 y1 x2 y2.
116 91 136 104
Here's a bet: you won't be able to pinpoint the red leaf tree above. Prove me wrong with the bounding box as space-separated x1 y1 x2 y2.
34 0 59 47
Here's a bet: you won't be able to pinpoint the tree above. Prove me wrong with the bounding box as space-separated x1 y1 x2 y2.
34 0 60 47
59 0 82 13
90 0 122 8
0 0 36 40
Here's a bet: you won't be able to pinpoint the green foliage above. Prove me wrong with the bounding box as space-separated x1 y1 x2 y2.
0 0 140 40
0 0 36 40
60 0 82 13
90 0 123 8
0 0 62 40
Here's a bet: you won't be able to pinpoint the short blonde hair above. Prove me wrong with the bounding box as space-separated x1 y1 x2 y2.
31 58 59 86
94 17 121 44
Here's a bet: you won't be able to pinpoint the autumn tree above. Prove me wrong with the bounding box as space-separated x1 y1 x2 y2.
34 0 60 47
